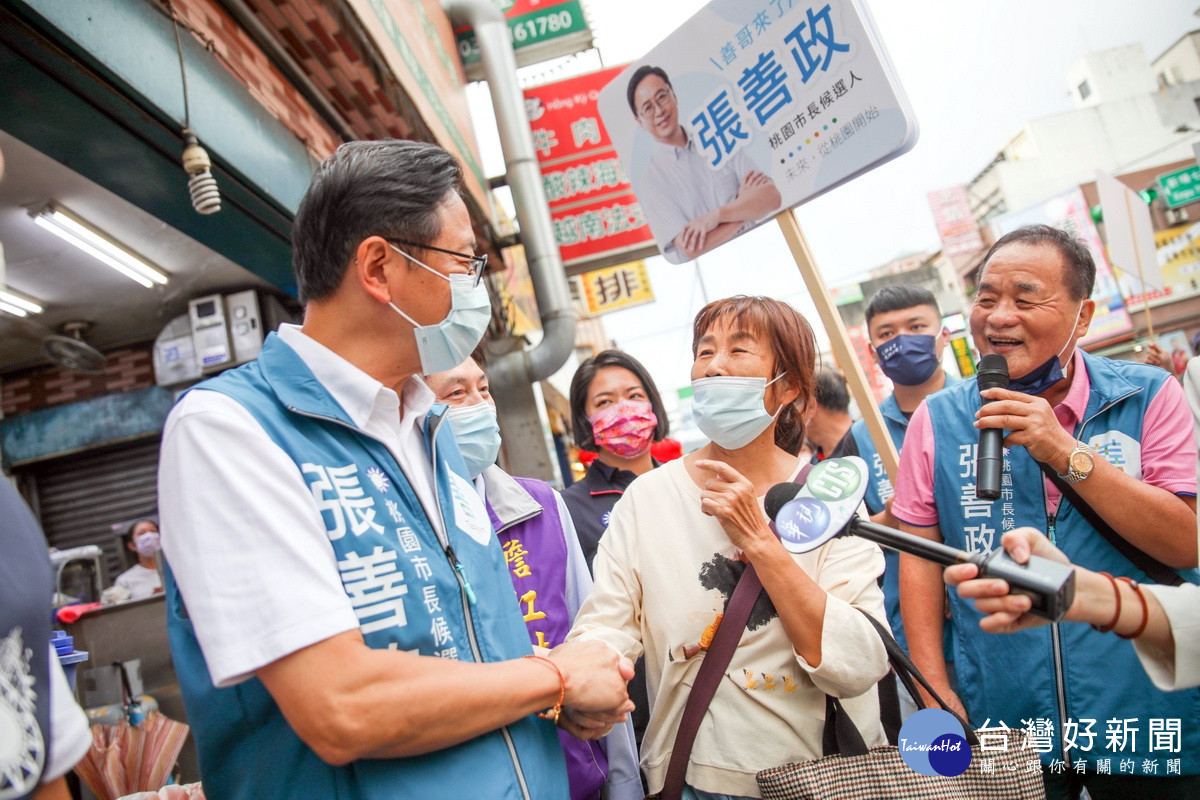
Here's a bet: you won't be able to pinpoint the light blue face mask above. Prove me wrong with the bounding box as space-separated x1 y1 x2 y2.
691 373 785 450
446 402 501 479
389 244 491 375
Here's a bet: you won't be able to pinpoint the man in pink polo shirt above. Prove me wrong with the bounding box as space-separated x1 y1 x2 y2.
892 224 1199 800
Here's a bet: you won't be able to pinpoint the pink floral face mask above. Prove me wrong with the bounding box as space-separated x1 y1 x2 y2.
589 399 657 458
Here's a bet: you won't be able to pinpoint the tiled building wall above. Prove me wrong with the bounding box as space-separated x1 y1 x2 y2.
165 0 343 158
1 346 156 418
165 0 427 157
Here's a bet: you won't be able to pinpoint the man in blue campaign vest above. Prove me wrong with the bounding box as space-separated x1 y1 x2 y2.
892 225 1200 800
158 140 634 800
832 285 961 719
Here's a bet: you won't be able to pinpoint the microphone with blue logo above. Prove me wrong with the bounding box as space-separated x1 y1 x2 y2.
766 457 1076 622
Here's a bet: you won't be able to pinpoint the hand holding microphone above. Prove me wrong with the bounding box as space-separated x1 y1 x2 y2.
975 355 1008 500
767 457 1076 621
974 354 1083 471
944 528 1078 633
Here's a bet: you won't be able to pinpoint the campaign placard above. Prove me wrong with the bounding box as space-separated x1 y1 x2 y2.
597 0 917 264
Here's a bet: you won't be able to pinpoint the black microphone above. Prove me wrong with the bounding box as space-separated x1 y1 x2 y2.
975 354 1009 501
767 457 1076 621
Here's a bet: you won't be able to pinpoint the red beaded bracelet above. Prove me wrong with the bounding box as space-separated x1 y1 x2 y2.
524 654 565 722
1114 577 1149 640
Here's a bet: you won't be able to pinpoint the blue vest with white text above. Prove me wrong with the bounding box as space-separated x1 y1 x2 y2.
925 352 1199 773
850 377 961 656
164 333 568 800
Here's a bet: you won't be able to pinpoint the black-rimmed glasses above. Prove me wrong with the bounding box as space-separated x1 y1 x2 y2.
386 238 487 286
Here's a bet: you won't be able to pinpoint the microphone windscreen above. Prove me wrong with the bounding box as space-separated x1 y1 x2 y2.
765 482 804 521
976 354 1009 392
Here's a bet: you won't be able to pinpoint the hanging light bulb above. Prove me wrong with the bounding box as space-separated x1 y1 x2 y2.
182 128 220 215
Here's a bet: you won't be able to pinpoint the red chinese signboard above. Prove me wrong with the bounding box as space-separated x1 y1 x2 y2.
524 66 656 269
927 185 984 257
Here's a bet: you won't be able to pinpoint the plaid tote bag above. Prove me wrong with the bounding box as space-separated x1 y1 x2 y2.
756 613 1046 800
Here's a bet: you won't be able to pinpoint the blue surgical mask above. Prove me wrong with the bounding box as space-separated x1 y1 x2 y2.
446 402 501 479
875 334 940 386
1007 304 1082 396
1008 353 1068 396
389 244 491 375
691 374 785 450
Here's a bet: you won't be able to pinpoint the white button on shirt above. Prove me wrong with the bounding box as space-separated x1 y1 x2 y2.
159 324 441 687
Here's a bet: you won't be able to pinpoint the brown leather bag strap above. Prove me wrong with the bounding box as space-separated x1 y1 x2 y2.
658 563 763 800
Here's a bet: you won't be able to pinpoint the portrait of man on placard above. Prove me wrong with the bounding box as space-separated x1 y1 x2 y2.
625 65 782 264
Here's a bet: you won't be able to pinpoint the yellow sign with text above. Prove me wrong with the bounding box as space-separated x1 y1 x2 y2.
580 261 654 316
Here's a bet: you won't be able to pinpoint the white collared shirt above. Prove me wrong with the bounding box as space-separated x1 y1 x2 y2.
636 132 756 260
275 325 439 522
159 325 439 687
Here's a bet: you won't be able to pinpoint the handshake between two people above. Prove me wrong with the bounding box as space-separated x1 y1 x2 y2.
541 640 636 741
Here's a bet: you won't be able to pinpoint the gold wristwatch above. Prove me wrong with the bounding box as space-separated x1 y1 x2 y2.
1058 441 1095 484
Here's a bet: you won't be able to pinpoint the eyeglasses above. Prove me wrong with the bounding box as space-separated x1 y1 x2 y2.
386 238 487 286
637 88 674 119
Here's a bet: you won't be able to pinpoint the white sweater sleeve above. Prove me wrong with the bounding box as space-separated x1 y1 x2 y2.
1134 583 1200 691
566 493 644 662
791 535 890 698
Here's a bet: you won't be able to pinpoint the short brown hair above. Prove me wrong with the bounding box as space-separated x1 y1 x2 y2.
691 296 817 455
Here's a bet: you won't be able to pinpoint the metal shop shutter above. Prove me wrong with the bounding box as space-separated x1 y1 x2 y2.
27 437 162 584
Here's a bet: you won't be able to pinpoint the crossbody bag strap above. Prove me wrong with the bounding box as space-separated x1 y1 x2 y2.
821 612 979 758
1036 461 1184 587
658 462 812 800
658 563 764 800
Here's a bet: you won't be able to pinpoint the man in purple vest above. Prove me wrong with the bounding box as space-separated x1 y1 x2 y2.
426 355 643 800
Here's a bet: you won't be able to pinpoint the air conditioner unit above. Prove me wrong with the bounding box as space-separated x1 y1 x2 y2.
153 290 298 387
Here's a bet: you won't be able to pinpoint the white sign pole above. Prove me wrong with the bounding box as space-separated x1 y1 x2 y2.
1097 170 1159 337
1125 190 1156 338
776 209 898 481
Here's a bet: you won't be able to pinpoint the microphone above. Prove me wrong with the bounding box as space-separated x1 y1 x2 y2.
976 354 1009 501
767 457 1076 621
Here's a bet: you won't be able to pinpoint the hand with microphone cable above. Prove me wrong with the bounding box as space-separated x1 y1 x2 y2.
945 528 1090 633
766 459 1076 623
945 528 1192 682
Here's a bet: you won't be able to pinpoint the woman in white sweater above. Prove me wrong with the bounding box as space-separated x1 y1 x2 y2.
567 296 890 799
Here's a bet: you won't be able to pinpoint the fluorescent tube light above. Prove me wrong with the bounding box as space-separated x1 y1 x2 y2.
0 300 28 317
0 290 44 315
33 206 168 288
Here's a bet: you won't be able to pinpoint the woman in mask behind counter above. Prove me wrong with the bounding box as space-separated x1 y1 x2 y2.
114 518 163 599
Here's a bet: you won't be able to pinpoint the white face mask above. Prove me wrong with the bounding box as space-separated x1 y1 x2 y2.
134 531 161 557
388 244 491 375
691 374 785 450
446 402 502 479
